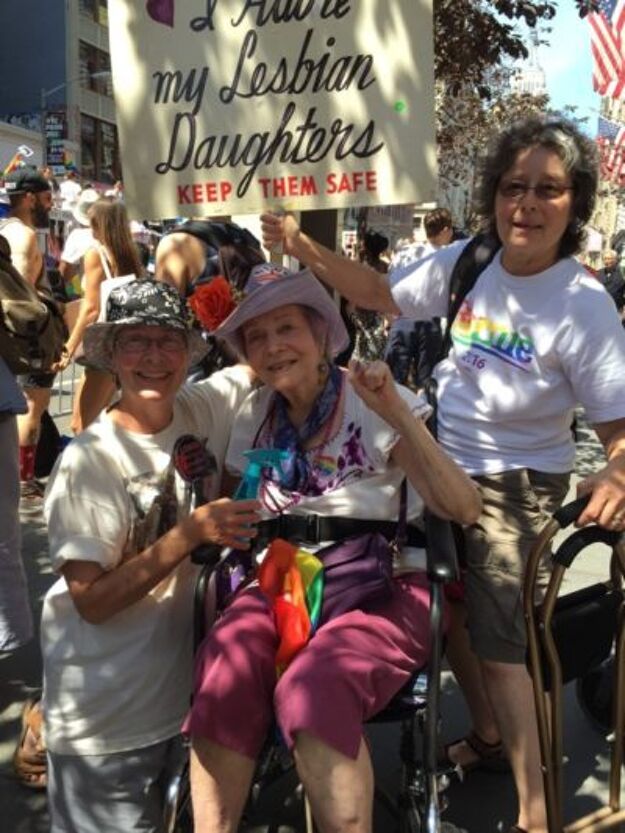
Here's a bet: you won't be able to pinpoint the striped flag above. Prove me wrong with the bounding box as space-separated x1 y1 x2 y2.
589 0 625 99
597 116 625 183
2 151 24 177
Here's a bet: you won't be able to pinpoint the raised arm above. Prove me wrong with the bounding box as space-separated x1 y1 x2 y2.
260 211 400 314
348 360 482 525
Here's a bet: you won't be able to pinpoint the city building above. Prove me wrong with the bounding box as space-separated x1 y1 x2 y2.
588 95 625 267
0 0 119 185
510 31 547 97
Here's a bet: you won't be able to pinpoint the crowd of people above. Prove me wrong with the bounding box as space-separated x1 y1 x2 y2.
2 113 625 833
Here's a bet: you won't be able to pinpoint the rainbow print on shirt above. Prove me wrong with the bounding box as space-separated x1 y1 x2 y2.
451 300 535 372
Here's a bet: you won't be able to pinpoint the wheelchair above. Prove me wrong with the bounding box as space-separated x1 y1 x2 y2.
163 510 464 833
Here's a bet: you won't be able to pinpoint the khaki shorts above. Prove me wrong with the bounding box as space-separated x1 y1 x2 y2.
464 468 570 664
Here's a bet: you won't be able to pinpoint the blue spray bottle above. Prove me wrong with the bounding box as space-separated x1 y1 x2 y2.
234 449 292 500
225 449 292 594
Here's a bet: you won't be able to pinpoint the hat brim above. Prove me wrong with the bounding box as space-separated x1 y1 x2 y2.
73 204 91 226
213 269 349 358
82 317 209 372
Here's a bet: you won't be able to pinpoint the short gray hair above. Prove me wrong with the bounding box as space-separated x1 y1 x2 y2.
475 117 598 258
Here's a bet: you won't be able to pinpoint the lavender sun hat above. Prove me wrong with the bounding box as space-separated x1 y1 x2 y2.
213 263 349 357
83 279 209 371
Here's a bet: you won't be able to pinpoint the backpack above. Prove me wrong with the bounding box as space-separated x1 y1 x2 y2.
0 234 66 374
425 233 500 437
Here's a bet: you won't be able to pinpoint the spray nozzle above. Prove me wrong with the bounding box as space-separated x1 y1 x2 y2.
234 449 292 500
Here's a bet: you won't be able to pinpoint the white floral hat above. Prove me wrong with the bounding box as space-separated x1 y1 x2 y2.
83 279 208 371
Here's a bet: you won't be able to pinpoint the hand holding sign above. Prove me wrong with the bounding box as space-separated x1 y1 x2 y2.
260 211 300 256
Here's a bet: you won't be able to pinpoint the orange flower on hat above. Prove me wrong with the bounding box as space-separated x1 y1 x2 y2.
188 276 236 332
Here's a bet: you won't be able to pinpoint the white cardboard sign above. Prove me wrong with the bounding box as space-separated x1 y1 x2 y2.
108 0 436 219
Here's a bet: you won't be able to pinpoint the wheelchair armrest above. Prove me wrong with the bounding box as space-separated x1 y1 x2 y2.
424 510 460 584
191 544 222 566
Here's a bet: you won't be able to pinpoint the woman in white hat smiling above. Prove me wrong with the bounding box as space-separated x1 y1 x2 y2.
185 264 481 833
41 278 259 833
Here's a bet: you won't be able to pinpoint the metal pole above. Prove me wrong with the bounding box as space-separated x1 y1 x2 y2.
40 87 46 168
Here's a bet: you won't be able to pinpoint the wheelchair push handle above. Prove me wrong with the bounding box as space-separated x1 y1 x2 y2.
550 496 621 569
552 494 591 529
553 526 622 569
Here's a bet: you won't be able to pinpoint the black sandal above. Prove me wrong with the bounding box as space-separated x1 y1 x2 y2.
440 730 511 774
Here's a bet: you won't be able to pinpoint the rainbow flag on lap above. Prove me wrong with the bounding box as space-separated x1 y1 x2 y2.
258 538 324 675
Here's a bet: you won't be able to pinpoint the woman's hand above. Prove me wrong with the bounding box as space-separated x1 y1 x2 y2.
260 211 301 255
186 498 262 549
51 346 71 373
578 419 625 529
347 359 407 429
576 457 625 529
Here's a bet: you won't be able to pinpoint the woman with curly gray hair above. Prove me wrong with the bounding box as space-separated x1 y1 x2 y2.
260 117 625 833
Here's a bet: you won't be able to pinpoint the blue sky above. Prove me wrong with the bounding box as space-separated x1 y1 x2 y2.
535 1 600 131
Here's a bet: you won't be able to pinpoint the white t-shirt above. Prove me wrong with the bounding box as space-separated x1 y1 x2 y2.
390 243 625 475
226 379 430 527
61 227 95 265
41 367 250 755
59 179 82 212
389 241 435 333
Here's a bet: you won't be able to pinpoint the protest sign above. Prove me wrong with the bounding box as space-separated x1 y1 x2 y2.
108 0 436 219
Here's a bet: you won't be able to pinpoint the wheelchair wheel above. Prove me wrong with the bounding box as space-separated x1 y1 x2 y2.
576 653 614 735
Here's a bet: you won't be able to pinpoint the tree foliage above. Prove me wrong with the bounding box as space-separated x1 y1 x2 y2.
433 1 594 221
434 1 598 96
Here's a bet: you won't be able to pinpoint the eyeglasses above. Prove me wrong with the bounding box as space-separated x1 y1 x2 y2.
115 332 188 355
498 180 573 201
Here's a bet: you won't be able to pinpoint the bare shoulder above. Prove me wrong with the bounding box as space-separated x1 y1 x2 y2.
1 218 35 255
156 232 204 276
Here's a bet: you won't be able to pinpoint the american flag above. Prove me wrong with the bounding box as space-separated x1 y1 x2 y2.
589 0 625 99
597 116 625 183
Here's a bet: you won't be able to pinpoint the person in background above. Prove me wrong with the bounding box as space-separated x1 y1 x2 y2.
0 167 55 509
40 166 59 196
597 249 625 313
0 354 32 652
261 117 625 833
57 188 99 290
386 208 455 388
349 230 390 362
156 220 265 379
58 169 82 214
54 197 143 433
104 179 124 200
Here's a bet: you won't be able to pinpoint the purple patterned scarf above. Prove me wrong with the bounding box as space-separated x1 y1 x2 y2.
270 365 342 493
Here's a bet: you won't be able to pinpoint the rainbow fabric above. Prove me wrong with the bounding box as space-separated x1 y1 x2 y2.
2 153 24 176
258 538 324 675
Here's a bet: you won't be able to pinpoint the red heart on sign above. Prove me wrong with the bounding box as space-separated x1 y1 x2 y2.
146 0 174 26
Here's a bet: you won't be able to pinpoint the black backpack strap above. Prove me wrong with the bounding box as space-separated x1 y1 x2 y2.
438 233 501 363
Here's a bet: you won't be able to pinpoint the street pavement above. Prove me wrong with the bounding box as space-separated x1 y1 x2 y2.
0 414 622 832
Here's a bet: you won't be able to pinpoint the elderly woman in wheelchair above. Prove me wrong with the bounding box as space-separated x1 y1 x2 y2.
183 265 482 833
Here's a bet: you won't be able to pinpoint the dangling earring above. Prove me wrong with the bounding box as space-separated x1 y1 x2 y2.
317 358 329 386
